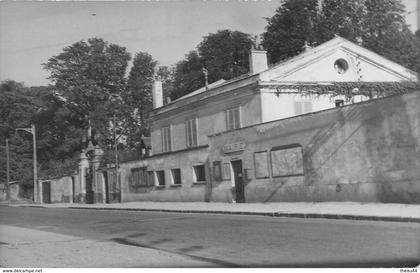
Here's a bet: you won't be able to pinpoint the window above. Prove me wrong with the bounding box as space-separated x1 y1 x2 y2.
213 161 222 181
222 163 231 180
162 126 172 152
294 101 312 115
271 144 304 177
155 171 165 186
131 168 149 187
148 171 155 186
335 99 344 107
193 165 206 183
226 107 240 130
254 151 269 179
334 59 349 74
186 118 198 147
171 168 182 185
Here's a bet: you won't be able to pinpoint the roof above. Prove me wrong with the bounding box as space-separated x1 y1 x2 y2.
260 36 418 81
150 36 417 118
174 79 227 101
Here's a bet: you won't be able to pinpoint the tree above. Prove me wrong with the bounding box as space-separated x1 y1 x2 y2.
198 30 255 83
125 52 157 147
170 30 255 100
262 0 420 75
170 51 205 100
0 81 38 190
261 0 319 64
43 38 131 150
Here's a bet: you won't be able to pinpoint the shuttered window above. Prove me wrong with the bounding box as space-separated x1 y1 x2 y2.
186 118 198 147
294 101 312 115
226 107 240 130
162 126 172 152
131 168 150 187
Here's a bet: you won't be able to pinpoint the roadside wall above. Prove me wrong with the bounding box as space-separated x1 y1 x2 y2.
120 147 210 202
208 91 420 203
48 176 74 203
0 182 20 201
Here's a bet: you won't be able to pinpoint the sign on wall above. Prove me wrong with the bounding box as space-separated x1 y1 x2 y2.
254 151 269 178
271 145 304 177
222 141 246 154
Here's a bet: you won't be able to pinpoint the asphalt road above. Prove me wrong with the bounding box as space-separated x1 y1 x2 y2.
1 206 419 267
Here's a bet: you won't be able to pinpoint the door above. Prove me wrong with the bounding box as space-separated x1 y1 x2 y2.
231 160 245 203
42 182 51 204
103 171 109 204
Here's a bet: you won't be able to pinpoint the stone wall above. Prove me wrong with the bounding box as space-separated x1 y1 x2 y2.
120 147 210 202
45 176 74 203
208 91 420 203
0 182 20 201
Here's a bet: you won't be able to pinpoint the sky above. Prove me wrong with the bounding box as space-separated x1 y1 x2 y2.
0 0 418 87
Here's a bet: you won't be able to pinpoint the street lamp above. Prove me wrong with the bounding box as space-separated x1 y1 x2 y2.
0 139 10 200
16 124 37 203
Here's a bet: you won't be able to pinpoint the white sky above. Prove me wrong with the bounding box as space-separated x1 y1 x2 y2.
0 0 418 86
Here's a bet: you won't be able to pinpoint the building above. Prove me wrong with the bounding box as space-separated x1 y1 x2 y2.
40 36 416 204
114 36 418 203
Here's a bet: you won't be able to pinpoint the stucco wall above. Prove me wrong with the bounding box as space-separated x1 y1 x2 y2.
120 147 210 202
0 183 20 201
150 84 261 154
47 176 74 203
208 91 420 203
260 91 336 122
263 47 413 82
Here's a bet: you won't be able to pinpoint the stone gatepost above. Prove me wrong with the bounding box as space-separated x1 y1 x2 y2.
91 145 104 203
78 150 89 203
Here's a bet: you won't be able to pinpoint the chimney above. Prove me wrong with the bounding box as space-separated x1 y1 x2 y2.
152 80 163 109
249 47 268 74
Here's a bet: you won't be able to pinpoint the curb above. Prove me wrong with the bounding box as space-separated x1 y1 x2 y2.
45 206 420 223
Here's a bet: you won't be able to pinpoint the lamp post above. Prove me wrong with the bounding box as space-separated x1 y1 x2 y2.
16 124 37 203
0 139 10 200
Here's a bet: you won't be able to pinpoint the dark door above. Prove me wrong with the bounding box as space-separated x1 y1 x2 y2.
103 171 109 204
42 182 51 204
71 176 75 203
85 170 94 204
231 160 245 203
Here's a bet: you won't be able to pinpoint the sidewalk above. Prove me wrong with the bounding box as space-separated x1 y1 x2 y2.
10 201 420 223
0 224 215 267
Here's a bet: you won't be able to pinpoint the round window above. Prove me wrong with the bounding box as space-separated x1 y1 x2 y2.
334 59 349 74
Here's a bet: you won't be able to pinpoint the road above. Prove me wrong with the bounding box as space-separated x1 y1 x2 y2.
0 206 419 267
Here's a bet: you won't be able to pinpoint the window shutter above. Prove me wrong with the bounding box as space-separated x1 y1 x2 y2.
234 108 240 129
303 101 312 114
185 121 190 147
294 102 302 115
192 119 198 146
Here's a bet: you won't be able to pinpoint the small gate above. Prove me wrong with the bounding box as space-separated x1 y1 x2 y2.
106 170 120 203
42 181 51 204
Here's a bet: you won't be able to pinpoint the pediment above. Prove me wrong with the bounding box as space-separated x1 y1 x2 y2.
260 37 417 82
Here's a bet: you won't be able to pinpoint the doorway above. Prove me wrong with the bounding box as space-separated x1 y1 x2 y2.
42 181 51 204
103 171 109 203
231 160 245 203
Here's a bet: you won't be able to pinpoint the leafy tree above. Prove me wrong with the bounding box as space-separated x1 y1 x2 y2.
0 81 39 188
261 0 319 64
43 38 131 151
262 0 420 75
125 52 157 146
170 30 255 100
170 51 205 100
198 30 255 83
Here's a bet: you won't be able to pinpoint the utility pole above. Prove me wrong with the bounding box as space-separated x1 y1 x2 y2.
16 124 37 203
113 113 120 202
5 139 10 200
0 139 10 200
